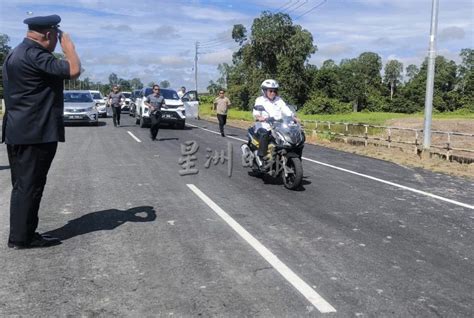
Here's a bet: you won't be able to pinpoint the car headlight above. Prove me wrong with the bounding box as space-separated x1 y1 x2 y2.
87 106 95 111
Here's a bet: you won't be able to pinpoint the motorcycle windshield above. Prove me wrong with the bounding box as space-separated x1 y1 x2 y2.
273 117 303 145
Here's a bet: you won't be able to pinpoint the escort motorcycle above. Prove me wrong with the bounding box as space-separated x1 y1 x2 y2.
240 106 305 190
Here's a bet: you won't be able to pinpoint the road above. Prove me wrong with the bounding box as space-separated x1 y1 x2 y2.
0 114 473 317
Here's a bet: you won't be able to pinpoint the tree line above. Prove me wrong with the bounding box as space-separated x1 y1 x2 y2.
208 11 473 114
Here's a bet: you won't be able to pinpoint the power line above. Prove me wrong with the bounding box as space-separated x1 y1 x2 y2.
276 0 296 13
198 45 242 55
199 34 232 45
199 39 236 48
285 0 309 15
294 0 327 20
281 0 303 14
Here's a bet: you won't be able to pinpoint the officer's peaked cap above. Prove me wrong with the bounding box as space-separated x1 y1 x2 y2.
24 14 61 30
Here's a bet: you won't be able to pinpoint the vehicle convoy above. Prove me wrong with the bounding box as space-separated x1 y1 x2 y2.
134 87 186 129
241 108 305 190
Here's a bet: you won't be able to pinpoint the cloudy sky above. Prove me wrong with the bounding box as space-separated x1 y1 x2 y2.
1 0 472 92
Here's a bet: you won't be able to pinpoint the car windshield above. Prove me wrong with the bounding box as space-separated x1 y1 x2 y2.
91 93 102 99
123 93 131 98
64 92 93 103
161 89 179 100
143 88 179 100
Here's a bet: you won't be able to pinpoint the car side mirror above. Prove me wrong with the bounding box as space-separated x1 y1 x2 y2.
182 97 189 102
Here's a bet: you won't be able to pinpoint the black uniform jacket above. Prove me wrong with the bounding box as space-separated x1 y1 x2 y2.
2 38 70 144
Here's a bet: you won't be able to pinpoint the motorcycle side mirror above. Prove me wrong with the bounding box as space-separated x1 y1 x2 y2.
287 104 297 113
253 105 265 112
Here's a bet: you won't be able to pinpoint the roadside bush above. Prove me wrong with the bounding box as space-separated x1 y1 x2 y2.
458 96 474 112
199 95 215 104
227 84 251 110
301 93 351 114
364 94 386 112
386 97 420 113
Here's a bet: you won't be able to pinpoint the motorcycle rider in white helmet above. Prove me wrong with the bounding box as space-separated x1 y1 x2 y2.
252 79 297 166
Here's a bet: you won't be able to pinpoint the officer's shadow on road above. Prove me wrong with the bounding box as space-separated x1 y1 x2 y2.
44 206 156 241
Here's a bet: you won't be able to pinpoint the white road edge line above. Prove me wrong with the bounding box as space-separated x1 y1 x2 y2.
301 157 474 210
186 123 473 210
187 184 337 314
127 131 141 143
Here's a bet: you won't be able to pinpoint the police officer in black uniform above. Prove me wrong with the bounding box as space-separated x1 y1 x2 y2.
2 15 81 249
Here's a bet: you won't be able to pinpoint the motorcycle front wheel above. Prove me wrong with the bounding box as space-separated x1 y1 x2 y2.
282 157 303 190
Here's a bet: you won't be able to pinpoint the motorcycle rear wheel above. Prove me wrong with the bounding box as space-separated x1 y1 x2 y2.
282 157 303 190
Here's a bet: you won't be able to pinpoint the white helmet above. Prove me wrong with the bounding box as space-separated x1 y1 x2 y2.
261 79 279 97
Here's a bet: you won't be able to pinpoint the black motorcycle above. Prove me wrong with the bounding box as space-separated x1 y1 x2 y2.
241 109 305 190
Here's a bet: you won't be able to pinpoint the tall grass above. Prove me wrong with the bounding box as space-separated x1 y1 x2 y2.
199 102 474 125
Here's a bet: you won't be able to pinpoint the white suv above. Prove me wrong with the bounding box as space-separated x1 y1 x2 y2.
121 91 132 113
89 90 107 118
135 87 187 129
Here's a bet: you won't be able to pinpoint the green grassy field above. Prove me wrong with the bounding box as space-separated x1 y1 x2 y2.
200 102 474 125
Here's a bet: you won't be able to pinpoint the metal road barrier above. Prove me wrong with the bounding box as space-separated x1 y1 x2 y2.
302 120 474 162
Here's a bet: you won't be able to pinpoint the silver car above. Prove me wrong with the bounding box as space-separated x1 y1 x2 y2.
63 90 99 125
90 90 107 118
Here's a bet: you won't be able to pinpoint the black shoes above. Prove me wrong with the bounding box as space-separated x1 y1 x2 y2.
150 135 157 141
8 233 61 249
221 132 225 137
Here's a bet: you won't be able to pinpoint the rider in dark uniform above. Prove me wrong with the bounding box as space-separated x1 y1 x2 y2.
2 14 81 249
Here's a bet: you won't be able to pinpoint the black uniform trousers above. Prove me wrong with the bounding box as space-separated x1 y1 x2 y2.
150 111 162 140
7 142 58 243
217 114 227 135
256 128 271 157
111 106 121 126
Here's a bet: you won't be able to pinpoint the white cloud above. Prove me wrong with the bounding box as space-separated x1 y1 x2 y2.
101 24 132 32
318 44 353 56
439 26 466 42
199 49 234 65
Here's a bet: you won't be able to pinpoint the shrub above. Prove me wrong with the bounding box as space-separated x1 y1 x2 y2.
301 93 351 114
364 94 386 112
227 85 251 110
199 95 215 104
386 97 420 113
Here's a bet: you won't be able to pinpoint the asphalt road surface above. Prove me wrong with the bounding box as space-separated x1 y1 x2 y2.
1 114 473 317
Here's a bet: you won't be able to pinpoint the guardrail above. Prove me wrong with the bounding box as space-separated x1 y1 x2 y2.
302 120 474 162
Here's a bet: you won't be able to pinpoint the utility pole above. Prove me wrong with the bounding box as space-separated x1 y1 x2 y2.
194 41 199 93
423 0 439 151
